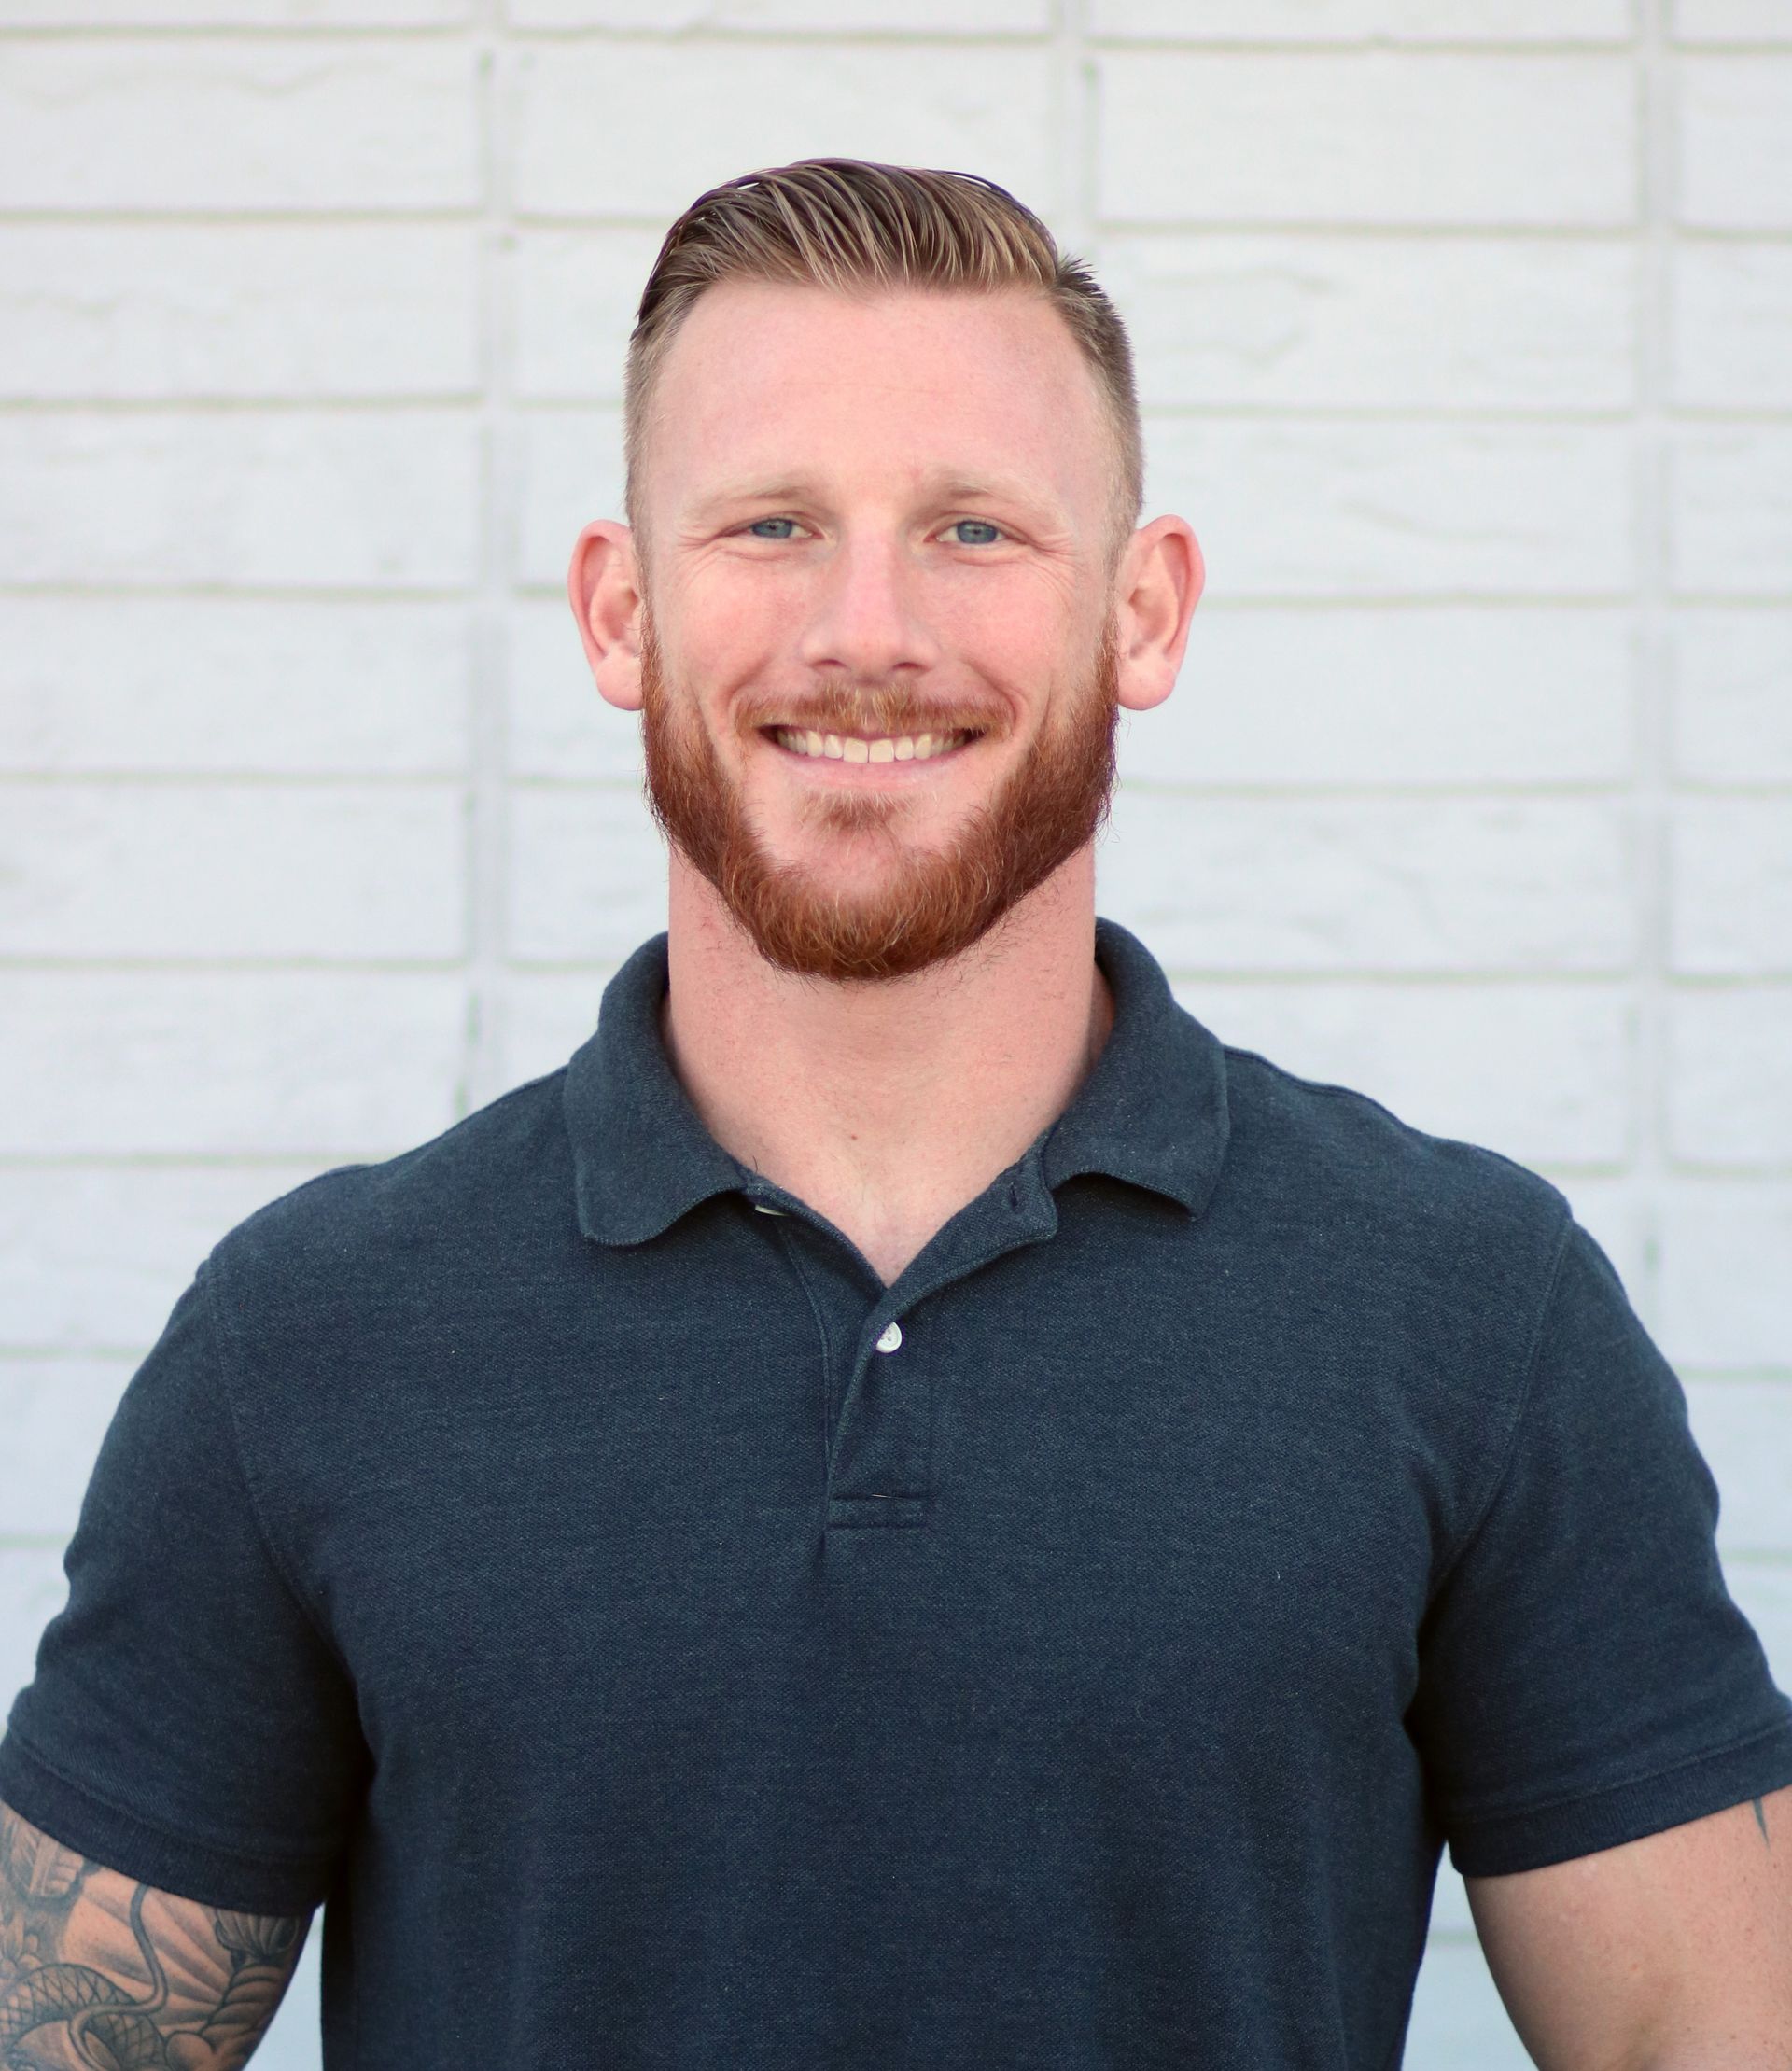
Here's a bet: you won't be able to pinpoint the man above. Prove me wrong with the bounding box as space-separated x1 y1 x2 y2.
2 159 1789 2070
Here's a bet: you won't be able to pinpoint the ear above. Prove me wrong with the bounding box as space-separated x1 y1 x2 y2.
567 520 645 713
1112 515 1203 714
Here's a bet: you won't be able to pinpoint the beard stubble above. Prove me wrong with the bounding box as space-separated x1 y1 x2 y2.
637 617 1121 984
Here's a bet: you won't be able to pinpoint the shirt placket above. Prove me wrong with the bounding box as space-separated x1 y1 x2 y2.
748 1151 1059 1533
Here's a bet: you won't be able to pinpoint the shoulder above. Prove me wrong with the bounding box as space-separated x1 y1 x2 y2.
204 1066 579 1312
1208 1035 1575 1327
1221 1039 1568 1232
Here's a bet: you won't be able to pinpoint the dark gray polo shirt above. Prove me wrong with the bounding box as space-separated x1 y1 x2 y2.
5 918 1790 2070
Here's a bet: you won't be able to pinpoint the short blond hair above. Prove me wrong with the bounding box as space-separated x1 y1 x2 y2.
623 158 1143 551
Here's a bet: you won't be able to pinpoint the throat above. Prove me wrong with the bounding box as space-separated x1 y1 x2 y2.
661 852 1110 1283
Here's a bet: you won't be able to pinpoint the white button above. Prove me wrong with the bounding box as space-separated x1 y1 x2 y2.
875 1322 903 1354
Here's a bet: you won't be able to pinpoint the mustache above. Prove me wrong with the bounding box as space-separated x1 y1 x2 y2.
728 679 1013 742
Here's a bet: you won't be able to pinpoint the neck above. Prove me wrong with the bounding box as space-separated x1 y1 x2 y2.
661 848 1113 1285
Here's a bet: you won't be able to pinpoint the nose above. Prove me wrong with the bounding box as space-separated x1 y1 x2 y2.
795 530 943 681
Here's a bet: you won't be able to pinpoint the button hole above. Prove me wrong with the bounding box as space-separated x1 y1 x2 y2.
1007 1183 1020 1210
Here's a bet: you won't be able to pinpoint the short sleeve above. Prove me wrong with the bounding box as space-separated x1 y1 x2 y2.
1411 1216 1792 1877
0 1261 368 1912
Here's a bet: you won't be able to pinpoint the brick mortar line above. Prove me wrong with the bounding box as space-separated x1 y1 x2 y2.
26 777 1764 798
21 402 1792 423
457 0 505 1120
1629 0 1673 1329
7 26 1776 50
7 213 1791 242
15 400 1792 422
4 966 1753 987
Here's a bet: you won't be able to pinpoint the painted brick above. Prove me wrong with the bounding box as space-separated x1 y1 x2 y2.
0 224 480 402
0 412 481 592
1103 234 1635 413
510 41 1056 222
1 972 468 1156
0 1550 72 1731
1123 607 1633 788
497 969 612 1089
507 786 667 964
0 1164 328 1351
1099 795 1633 974
1726 1563 1792 1699
0 31 1783 2041
1093 0 1631 38
0 41 479 214
1175 982 1631 1167
1668 987 1792 1167
513 407 626 590
1657 1182 1792 1369
1670 800 1792 977
0 784 465 962
1145 421 1632 598
1406 1934 1525 2070
1675 0 1792 36
509 599 644 782
1685 1378 1792 1556
1670 245 1792 411
0 597 472 777
0 1 470 19
508 0 1048 26
1098 53 1634 228
1671 610 1792 784
1677 56 1792 230
1670 428 1792 597
0 1360 134 1540
511 227 665 400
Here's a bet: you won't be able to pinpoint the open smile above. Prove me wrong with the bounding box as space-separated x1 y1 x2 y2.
763 726 979 765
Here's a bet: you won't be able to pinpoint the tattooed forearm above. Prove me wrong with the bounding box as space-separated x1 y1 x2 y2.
0 1798 312 2071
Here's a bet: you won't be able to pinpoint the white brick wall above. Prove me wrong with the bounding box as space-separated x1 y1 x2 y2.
1 7 1787 2068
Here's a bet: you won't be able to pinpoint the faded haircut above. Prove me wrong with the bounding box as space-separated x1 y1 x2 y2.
623 157 1144 555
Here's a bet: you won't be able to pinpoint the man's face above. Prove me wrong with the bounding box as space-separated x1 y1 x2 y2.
629 282 1130 983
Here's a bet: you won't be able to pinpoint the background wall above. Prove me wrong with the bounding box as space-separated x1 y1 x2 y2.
2 2 1789 2064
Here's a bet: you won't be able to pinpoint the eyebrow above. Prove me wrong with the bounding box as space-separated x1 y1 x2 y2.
924 471 1046 507
684 480 812 518
683 469 1053 523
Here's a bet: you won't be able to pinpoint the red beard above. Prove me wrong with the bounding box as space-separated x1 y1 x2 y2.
637 619 1120 983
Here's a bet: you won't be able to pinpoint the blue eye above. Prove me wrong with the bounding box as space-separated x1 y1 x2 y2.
948 520 1002 546
748 518 797 539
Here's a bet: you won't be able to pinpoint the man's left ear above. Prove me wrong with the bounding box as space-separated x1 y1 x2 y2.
1113 516 1203 714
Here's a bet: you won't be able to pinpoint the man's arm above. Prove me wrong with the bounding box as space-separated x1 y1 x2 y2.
0 1798 312 2071
1466 1782 1792 2070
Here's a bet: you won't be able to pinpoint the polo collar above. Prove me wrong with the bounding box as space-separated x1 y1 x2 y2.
566 918 1230 1248
564 932 744 1248
1042 917 1230 1217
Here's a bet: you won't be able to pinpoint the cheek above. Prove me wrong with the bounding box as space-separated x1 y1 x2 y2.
935 562 1085 665
675 567 796 679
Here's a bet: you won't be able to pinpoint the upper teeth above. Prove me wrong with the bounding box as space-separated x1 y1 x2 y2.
772 729 964 763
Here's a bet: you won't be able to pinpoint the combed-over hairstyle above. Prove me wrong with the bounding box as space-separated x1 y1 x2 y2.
623 158 1144 552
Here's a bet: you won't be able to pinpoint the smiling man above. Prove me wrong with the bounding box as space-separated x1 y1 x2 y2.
3 161 1791 2071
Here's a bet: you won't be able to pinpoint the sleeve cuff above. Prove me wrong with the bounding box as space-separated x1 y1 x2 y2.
0 1728 334 1915
1446 1715 1792 1877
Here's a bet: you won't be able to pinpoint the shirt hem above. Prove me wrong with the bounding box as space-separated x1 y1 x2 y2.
0 1727 334 1915
1446 1714 1792 1877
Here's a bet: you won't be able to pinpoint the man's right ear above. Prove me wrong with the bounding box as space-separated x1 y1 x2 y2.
567 521 644 713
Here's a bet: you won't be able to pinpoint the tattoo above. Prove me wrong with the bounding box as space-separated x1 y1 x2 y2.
1753 1795 1771 1847
0 1799 310 2071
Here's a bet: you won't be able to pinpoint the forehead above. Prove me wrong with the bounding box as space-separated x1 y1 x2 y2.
638 280 1114 531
